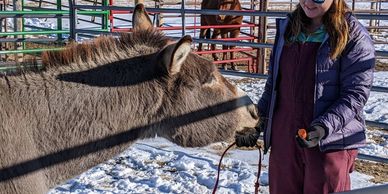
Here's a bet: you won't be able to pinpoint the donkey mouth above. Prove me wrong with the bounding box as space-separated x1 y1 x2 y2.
216 15 227 23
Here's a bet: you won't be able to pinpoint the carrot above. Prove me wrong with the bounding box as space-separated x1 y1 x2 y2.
298 128 307 140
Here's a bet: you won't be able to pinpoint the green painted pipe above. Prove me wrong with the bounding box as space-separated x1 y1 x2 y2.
79 10 110 15
0 10 69 15
57 0 63 40
0 48 64 55
0 30 69 36
103 0 109 30
0 10 109 15
0 64 43 71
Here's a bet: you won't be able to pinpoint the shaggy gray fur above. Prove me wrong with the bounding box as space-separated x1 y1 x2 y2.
0 5 258 194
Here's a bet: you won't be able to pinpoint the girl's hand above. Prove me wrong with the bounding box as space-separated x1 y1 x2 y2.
235 127 261 147
296 125 326 148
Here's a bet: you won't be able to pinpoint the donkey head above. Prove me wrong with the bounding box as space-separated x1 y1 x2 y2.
132 4 259 146
217 0 241 23
132 3 153 31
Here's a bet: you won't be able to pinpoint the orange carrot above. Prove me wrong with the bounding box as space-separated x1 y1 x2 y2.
298 128 307 140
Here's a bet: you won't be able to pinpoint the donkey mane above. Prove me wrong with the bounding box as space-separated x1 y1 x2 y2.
42 29 170 69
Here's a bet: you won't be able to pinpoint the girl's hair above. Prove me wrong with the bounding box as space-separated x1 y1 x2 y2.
285 1 351 59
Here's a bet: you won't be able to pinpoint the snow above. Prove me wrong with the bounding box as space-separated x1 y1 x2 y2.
50 138 270 193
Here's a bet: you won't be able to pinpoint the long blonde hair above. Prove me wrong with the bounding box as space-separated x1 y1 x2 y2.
285 1 351 59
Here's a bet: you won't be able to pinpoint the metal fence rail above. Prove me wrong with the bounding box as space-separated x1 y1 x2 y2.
0 0 109 56
358 153 388 164
334 184 388 194
2 2 388 57
68 4 388 58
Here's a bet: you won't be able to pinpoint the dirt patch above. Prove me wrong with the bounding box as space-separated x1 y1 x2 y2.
366 126 388 147
209 142 233 157
355 160 388 184
370 135 386 145
375 60 388 71
367 126 386 132
209 139 264 157
228 77 264 84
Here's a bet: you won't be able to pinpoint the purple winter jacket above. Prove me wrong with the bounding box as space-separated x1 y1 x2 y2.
258 14 376 153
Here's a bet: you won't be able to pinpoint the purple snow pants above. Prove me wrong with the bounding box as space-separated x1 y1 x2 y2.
269 42 358 194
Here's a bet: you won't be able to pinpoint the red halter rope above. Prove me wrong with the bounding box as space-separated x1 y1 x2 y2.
212 142 263 194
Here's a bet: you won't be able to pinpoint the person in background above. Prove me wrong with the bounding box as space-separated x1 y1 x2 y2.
235 0 375 193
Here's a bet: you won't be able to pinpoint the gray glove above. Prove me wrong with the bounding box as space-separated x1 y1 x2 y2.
235 124 263 147
296 125 326 148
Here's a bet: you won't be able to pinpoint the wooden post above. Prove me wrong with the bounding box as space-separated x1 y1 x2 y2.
376 0 381 32
251 0 258 73
370 0 377 33
257 0 267 74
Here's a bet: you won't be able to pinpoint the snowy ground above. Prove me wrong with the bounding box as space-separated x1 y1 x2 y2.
47 138 383 194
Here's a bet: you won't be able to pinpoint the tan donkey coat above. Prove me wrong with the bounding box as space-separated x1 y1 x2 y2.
0 4 259 193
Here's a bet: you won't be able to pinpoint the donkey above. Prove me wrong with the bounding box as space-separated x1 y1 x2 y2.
0 4 258 194
198 0 243 70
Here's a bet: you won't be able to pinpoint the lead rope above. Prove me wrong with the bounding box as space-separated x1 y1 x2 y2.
255 144 262 194
212 142 263 194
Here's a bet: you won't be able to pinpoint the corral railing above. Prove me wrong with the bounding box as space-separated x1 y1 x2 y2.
0 0 109 60
68 3 388 52
1 1 388 64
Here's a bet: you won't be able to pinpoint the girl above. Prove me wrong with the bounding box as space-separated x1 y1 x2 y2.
235 0 375 193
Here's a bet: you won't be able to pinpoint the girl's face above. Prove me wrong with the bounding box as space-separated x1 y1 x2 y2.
300 0 334 23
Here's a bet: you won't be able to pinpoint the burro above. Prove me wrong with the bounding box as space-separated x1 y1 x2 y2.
0 3 259 194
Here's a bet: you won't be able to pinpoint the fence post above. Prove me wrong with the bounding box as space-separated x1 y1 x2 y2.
181 0 185 36
102 0 108 31
69 0 77 41
109 0 113 32
370 0 377 33
13 0 23 62
155 0 164 27
257 0 267 74
0 0 9 61
57 0 63 42
250 0 256 73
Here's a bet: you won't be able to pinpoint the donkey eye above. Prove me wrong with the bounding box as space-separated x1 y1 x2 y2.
202 75 216 85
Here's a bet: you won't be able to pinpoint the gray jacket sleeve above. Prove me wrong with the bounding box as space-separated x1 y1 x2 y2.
311 22 375 136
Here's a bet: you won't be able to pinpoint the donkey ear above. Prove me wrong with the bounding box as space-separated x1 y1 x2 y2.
132 3 153 31
159 35 192 76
